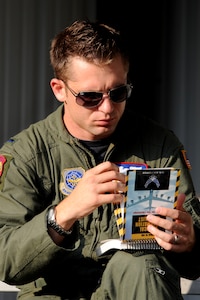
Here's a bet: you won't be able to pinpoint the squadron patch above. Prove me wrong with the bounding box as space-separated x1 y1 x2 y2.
60 167 85 196
181 150 192 170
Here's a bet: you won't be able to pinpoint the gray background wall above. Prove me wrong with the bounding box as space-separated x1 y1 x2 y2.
0 0 200 195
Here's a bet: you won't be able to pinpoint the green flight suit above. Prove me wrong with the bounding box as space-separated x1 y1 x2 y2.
0 104 200 299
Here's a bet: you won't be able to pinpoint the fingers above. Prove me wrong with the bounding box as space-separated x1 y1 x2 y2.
84 162 125 188
146 208 191 235
74 161 126 205
88 162 125 183
147 220 179 250
92 161 119 175
147 223 193 252
153 205 186 223
152 193 186 221
176 193 186 211
146 198 195 252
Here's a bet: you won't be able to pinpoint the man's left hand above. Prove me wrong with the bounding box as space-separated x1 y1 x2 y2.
146 193 195 252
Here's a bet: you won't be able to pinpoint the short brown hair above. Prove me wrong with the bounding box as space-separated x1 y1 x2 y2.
50 20 130 80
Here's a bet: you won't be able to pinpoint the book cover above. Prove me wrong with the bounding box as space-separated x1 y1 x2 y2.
113 162 148 239
96 166 181 256
123 168 181 248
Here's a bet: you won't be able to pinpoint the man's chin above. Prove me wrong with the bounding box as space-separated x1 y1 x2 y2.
93 127 115 139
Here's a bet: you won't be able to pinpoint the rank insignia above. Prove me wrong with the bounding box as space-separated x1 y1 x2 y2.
60 167 85 196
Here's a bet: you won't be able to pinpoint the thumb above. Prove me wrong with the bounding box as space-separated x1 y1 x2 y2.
176 193 186 211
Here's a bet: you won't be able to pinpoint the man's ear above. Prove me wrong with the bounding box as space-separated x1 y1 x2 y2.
50 78 66 103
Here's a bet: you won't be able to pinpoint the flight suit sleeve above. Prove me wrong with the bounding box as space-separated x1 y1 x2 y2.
0 152 80 285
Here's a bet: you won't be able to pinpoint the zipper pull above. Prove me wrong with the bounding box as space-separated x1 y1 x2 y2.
154 267 165 275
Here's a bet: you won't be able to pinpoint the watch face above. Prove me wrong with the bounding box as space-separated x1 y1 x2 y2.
48 207 55 222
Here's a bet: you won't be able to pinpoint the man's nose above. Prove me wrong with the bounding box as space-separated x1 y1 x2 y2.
98 95 114 112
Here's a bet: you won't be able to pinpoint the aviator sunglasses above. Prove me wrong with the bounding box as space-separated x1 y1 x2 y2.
64 82 133 108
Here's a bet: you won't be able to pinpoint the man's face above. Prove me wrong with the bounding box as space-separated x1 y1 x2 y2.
53 56 129 141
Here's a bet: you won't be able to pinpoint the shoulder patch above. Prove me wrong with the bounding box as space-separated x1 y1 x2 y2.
60 167 85 196
0 154 13 190
0 155 7 177
181 150 192 169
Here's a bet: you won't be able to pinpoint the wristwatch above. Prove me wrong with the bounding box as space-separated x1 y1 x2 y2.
47 205 73 236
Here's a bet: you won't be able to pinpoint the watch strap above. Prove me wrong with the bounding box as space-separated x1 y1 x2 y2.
47 205 73 236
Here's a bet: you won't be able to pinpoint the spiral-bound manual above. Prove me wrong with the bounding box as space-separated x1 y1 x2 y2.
96 165 181 256
123 168 181 248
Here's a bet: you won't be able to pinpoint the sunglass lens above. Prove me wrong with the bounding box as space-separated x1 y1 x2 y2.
76 92 102 107
79 92 102 101
110 85 131 103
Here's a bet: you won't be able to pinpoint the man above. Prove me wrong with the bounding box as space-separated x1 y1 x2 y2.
0 19 200 299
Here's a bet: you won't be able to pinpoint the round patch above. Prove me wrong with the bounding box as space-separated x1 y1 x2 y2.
60 167 85 196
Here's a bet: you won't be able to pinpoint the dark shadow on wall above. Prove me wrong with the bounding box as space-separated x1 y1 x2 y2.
96 0 166 121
